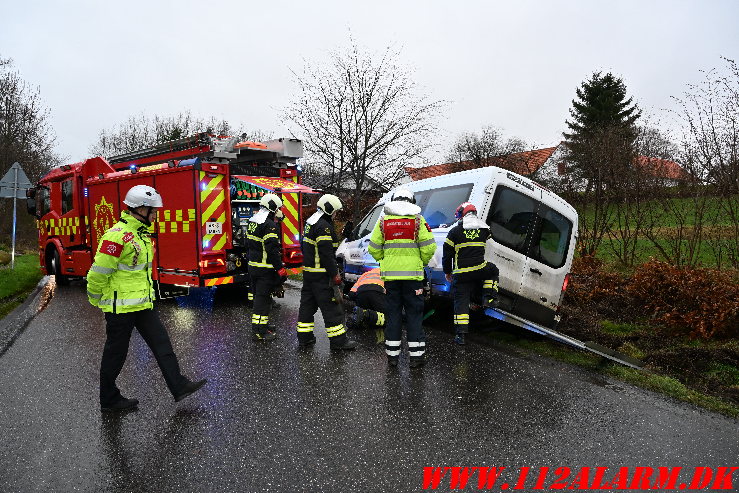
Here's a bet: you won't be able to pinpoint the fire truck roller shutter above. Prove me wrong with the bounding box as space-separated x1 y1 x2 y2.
199 171 229 251
281 178 300 249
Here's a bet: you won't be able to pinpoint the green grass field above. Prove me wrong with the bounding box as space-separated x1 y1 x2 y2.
577 194 738 229
576 194 738 269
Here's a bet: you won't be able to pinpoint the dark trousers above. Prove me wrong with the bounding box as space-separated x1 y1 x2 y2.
250 269 278 335
355 289 386 327
297 273 347 344
384 280 425 361
100 309 187 406
452 264 499 335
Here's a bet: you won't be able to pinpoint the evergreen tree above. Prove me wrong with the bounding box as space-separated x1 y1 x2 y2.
563 72 641 192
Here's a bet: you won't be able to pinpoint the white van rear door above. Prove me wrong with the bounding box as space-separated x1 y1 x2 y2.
484 185 541 300
519 204 575 312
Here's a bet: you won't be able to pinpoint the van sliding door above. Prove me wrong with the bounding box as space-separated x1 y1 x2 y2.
485 186 539 307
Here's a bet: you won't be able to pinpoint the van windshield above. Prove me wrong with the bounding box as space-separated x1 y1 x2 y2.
415 183 473 228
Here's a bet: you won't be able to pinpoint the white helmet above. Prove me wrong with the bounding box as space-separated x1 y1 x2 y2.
392 188 415 204
260 193 283 212
317 194 343 215
123 185 163 208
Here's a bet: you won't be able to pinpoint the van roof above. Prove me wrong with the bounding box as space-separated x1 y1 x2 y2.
389 166 578 219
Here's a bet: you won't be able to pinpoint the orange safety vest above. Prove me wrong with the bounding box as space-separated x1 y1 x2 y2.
350 268 385 293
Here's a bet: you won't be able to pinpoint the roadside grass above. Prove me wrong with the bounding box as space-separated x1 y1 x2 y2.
0 254 43 318
599 320 642 336
484 323 739 419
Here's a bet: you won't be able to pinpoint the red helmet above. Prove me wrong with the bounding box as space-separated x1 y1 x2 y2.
454 202 477 219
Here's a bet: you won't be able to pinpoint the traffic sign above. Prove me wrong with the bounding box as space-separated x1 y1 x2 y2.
0 162 33 199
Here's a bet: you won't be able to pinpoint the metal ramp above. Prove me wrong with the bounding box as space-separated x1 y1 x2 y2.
484 307 645 370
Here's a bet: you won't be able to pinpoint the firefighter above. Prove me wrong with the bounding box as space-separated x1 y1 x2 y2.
368 189 437 368
442 202 500 345
246 208 285 306
348 268 386 344
296 194 357 350
87 185 207 412
247 193 287 341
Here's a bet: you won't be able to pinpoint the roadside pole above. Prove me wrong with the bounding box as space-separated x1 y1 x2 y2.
11 166 17 269
0 162 33 270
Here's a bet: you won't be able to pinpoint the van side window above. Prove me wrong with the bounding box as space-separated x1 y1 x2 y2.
415 183 473 228
353 205 383 239
532 207 572 268
62 179 74 214
487 187 536 253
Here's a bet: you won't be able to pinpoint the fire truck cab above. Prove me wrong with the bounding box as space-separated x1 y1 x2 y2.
27 133 314 292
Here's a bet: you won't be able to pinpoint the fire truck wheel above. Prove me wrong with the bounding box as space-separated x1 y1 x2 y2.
51 249 70 286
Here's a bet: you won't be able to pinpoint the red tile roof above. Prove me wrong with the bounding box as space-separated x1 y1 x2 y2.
405 147 558 181
405 144 692 183
634 156 693 181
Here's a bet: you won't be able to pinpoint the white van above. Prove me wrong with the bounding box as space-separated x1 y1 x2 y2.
336 166 579 331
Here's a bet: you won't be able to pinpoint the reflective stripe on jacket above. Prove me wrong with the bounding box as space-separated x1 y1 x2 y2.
442 218 491 275
246 216 283 271
301 213 339 277
368 213 436 281
350 268 385 293
86 211 155 313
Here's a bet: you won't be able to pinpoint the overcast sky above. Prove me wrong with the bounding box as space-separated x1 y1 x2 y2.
2 0 738 165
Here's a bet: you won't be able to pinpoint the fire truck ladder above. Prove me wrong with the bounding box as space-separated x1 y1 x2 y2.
484 307 645 370
108 133 213 165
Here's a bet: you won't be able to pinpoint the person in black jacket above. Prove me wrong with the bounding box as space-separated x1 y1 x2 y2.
296 194 357 350
442 202 500 345
247 193 287 341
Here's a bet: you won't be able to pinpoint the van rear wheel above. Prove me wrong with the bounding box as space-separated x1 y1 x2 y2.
51 249 70 286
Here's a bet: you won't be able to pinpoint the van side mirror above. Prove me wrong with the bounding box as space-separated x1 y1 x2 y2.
25 188 37 217
341 220 354 241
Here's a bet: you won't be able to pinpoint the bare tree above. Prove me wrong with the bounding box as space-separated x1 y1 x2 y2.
445 126 528 173
0 56 61 183
0 55 62 248
604 124 677 266
671 57 739 268
284 40 443 222
89 111 269 157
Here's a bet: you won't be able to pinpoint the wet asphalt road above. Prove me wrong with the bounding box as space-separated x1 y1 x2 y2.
0 281 737 493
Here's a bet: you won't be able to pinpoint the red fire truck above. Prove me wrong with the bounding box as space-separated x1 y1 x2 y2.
26 133 315 293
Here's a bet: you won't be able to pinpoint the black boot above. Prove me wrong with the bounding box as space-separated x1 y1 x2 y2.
330 334 358 350
174 379 207 402
253 329 277 342
298 333 317 347
409 355 426 368
101 397 139 412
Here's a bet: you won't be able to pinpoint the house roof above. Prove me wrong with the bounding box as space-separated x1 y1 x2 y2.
634 156 693 181
406 143 692 182
405 147 558 181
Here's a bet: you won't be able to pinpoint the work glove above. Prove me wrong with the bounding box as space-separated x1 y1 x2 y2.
277 268 288 284
331 284 343 305
333 274 342 286
445 273 452 283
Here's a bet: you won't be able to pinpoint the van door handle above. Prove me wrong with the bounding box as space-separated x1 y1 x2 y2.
530 268 542 276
